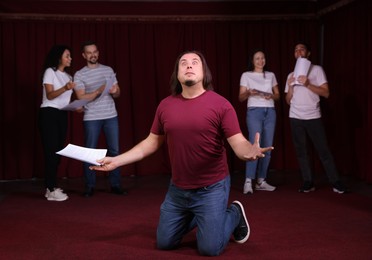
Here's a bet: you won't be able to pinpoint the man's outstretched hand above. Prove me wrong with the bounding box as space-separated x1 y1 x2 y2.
89 157 117 172
243 132 274 161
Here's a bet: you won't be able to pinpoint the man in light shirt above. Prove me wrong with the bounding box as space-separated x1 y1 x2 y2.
285 42 347 194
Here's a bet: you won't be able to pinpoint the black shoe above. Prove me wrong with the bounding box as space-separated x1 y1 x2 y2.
332 181 348 194
232 200 250 244
83 188 94 197
111 186 128 195
299 181 315 193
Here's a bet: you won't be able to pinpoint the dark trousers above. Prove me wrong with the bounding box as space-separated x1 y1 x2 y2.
39 107 68 190
290 118 340 184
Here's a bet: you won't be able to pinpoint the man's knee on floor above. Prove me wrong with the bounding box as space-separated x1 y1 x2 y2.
197 241 224 256
156 238 179 251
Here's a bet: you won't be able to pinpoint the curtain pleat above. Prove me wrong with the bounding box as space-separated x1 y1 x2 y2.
0 0 370 182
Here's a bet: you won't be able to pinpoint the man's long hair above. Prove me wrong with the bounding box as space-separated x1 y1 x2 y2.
169 50 213 95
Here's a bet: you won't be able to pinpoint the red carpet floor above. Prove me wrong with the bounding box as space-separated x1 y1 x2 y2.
0 171 371 259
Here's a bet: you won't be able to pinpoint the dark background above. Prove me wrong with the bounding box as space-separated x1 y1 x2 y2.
0 0 371 183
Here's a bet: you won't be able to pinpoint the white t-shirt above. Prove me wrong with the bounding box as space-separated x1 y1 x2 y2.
40 68 72 109
240 71 277 108
284 64 327 119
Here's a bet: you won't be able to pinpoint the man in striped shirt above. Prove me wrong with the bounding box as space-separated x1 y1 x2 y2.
74 40 126 197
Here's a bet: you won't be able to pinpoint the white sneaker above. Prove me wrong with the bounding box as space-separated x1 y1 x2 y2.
255 180 276 191
243 182 253 194
45 188 64 198
47 188 68 201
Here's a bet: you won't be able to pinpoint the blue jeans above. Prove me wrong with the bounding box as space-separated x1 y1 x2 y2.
290 118 340 184
245 107 276 179
83 117 121 188
156 175 241 256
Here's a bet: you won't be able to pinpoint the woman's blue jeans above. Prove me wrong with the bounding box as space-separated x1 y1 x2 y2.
156 175 241 256
83 116 121 188
245 107 276 179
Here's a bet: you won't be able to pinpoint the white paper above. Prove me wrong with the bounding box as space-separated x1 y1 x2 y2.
293 57 311 85
101 74 116 96
251 89 272 97
56 144 107 166
62 99 90 111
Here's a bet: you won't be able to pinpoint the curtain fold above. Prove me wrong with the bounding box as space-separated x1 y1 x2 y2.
0 0 370 183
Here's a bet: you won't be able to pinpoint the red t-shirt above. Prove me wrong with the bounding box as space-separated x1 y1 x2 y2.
150 90 241 189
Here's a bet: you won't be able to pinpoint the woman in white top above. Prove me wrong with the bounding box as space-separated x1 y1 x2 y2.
239 50 280 194
39 45 75 201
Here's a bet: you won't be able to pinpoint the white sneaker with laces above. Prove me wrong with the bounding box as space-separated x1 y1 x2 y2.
47 188 68 201
255 180 276 191
243 182 253 194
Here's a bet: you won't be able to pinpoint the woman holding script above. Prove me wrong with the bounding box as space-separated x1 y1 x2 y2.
238 49 280 194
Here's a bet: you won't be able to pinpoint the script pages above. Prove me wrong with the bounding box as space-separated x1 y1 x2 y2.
56 144 107 166
293 57 311 86
61 73 116 111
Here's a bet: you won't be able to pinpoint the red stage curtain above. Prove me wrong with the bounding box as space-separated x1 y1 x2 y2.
0 0 370 183
321 0 372 182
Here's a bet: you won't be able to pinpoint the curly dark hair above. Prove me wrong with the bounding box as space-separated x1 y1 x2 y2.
42 45 72 73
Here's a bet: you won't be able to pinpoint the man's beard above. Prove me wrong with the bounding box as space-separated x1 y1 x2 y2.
88 57 98 64
185 80 196 87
